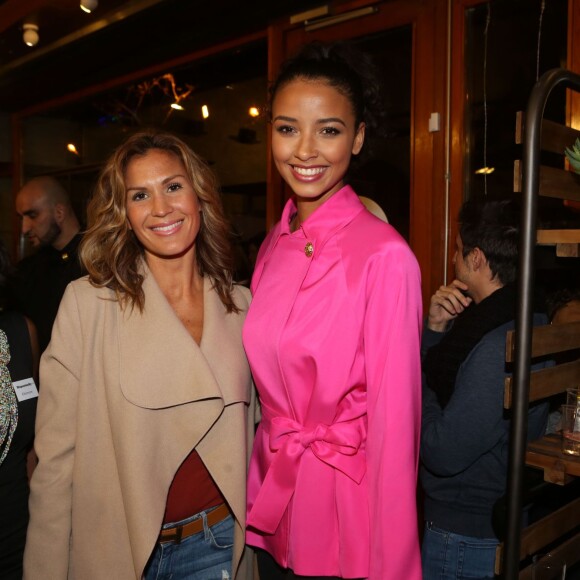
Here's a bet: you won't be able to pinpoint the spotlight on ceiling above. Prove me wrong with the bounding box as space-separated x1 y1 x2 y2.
80 0 98 13
22 23 39 47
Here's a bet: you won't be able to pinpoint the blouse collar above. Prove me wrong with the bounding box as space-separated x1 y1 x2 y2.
280 185 365 244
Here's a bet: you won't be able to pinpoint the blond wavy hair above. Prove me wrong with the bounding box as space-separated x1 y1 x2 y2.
80 130 239 313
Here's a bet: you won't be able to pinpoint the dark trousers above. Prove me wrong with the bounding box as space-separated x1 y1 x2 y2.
256 548 362 580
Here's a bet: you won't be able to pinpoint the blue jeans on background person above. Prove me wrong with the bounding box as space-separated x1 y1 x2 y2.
144 506 234 580
422 522 498 580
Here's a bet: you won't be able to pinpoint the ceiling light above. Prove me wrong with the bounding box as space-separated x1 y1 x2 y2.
248 107 260 118
475 166 495 175
80 0 98 13
170 103 184 111
67 144 80 155
201 105 209 119
22 23 39 47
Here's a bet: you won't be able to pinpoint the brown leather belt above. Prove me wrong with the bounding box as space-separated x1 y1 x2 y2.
158 503 231 544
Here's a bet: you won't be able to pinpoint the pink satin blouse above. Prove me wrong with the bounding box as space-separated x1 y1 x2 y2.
243 186 422 579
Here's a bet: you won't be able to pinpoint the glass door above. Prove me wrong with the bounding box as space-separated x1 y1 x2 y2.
268 0 447 305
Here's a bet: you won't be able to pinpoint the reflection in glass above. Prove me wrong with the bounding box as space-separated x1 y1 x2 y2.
349 26 412 241
464 0 567 201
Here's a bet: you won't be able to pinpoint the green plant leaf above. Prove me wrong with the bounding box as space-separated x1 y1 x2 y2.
565 137 580 173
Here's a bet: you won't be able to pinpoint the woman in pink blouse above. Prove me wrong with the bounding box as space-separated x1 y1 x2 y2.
243 41 423 579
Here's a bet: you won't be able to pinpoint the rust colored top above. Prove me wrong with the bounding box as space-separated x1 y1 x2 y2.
163 449 223 524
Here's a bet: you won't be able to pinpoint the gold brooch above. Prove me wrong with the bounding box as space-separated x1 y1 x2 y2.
304 242 313 257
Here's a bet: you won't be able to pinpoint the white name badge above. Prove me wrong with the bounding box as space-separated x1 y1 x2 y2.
12 378 39 402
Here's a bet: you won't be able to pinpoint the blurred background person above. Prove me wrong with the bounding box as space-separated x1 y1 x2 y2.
24 132 256 580
7 176 83 353
0 239 40 580
420 198 550 580
547 286 580 326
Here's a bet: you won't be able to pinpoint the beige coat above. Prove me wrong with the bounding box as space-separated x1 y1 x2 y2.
24 268 256 579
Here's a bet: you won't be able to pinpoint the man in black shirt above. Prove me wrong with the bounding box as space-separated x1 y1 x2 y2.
8 176 84 353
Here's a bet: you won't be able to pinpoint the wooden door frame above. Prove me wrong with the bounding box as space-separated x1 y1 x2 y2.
448 0 483 283
568 0 580 128
267 0 449 308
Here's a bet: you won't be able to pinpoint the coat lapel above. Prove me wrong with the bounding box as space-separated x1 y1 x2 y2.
118 268 225 409
201 281 251 406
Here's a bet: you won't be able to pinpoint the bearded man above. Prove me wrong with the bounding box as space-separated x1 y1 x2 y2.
8 176 83 352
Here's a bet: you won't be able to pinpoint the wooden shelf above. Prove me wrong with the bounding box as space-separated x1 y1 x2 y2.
526 434 580 485
515 113 580 154
495 495 580 576
503 323 580 407
506 322 580 362
536 229 580 244
517 532 580 580
536 229 580 256
514 161 580 201
504 359 580 406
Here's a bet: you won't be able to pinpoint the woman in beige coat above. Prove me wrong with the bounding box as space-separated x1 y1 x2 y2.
24 131 256 580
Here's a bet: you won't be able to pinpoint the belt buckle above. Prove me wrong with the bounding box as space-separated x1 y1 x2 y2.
161 525 183 544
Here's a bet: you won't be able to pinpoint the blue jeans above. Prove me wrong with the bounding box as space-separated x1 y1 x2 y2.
422 522 498 579
144 506 234 580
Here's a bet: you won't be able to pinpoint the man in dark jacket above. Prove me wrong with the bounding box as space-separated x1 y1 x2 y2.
420 198 549 580
8 176 84 353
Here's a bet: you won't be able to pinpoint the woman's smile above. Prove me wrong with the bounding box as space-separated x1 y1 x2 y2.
290 165 327 180
150 219 185 234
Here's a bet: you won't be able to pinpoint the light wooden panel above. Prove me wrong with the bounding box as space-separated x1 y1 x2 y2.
495 495 580 574
514 162 580 201
526 434 580 484
504 359 580 407
515 112 580 154
518 533 580 580
505 322 580 361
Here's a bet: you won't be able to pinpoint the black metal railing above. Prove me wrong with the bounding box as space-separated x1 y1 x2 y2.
504 67 580 579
